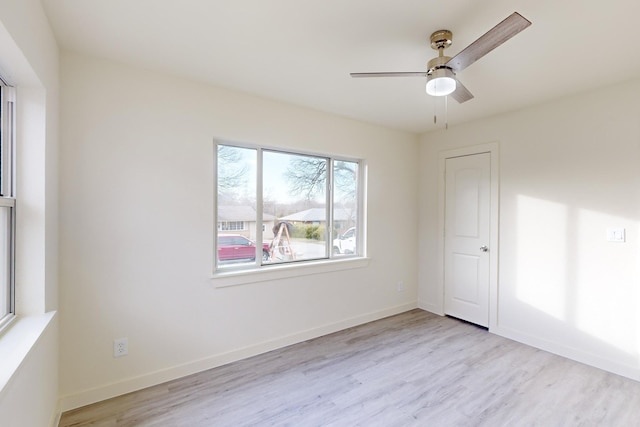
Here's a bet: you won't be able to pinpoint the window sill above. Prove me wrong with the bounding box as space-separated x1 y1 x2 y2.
0 311 56 399
212 257 370 288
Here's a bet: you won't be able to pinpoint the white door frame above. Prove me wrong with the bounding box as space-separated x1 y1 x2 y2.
437 142 500 331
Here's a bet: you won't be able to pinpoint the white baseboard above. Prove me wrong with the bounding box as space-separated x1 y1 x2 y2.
418 300 443 315
51 410 61 427
493 325 640 382
418 303 640 382
59 302 418 412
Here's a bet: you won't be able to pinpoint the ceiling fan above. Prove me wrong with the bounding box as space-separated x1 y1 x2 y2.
351 12 532 103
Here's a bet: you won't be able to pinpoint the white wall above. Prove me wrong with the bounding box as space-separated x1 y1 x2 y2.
0 0 59 425
58 52 419 409
0 315 58 427
419 79 640 380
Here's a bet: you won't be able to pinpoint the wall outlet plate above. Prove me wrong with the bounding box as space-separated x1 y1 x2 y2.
606 228 625 243
114 337 128 357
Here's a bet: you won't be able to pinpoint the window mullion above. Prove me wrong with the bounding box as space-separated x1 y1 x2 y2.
327 158 334 258
256 148 264 265
357 161 366 257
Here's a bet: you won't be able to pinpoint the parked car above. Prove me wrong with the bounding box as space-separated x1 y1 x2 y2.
333 227 356 254
218 234 270 262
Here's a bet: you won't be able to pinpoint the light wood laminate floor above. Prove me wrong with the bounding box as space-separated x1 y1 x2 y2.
59 310 640 426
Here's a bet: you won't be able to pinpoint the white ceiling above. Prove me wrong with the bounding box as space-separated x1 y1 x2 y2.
42 0 640 134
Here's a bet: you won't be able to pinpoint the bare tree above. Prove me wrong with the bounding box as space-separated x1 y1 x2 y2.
333 160 358 201
285 157 327 200
285 158 357 201
217 145 248 201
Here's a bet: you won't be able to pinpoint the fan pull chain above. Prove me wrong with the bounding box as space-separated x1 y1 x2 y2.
433 99 437 124
432 96 449 129
445 95 449 130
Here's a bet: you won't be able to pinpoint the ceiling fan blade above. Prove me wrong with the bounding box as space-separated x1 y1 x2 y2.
446 12 531 73
450 80 474 103
350 72 427 78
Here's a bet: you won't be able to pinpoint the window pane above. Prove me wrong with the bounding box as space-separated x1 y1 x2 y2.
263 151 328 264
333 160 358 256
216 145 259 268
0 206 11 320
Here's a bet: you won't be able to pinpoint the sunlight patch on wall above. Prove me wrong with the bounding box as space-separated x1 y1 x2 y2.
575 208 639 357
516 195 567 320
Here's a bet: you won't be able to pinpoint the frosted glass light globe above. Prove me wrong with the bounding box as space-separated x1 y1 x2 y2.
426 68 456 96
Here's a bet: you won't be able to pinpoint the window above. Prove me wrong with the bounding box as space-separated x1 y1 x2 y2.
0 83 15 330
218 221 246 231
215 142 362 271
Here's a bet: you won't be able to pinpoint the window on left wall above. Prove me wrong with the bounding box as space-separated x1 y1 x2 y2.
0 82 15 331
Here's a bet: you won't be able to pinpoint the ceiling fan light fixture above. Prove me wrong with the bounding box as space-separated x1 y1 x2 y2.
426 68 456 96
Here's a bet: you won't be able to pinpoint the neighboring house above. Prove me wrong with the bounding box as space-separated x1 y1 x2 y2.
278 208 356 232
217 205 276 240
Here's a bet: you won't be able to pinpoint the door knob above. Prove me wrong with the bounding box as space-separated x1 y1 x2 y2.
480 245 489 252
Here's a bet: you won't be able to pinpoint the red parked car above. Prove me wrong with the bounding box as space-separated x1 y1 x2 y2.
217 234 270 262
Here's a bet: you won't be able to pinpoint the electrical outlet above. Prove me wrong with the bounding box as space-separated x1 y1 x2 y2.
114 337 128 357
396 281 405 292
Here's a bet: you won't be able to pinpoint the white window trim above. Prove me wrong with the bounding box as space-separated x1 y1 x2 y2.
0 83 16 333
212 256 370 287
213 139 367 278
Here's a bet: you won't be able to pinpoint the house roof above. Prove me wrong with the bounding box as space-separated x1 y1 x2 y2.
218 205 275 222
279 208 355 222
41 1 640 134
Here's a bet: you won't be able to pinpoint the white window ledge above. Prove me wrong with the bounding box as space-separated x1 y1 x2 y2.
0 311 56 399
212 257 370 288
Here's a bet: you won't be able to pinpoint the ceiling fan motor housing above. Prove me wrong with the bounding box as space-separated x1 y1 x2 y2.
427 30 456 96
426 55 456 96
427 55 453 74
428 30 455 76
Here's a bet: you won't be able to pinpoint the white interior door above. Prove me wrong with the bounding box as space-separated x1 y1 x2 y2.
444 153 491 327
